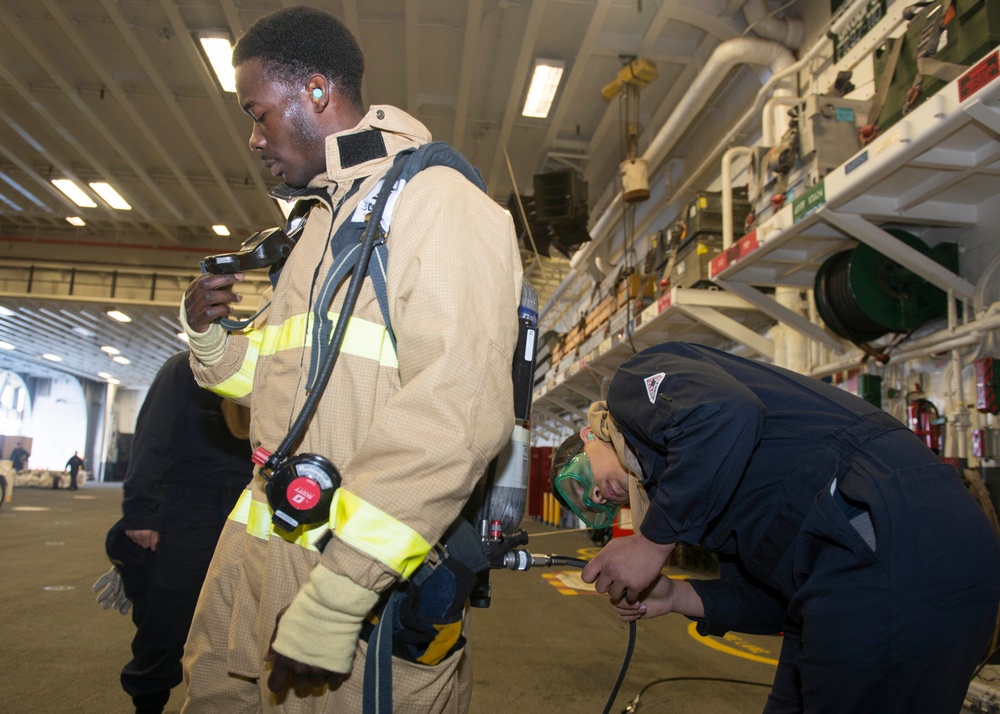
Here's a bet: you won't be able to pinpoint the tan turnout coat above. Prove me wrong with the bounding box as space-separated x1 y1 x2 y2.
183 106 522 713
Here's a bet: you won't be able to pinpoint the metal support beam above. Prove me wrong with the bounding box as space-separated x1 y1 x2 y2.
715 279 847 352
820 209 976 303
535 405 580 432
676 305 774 360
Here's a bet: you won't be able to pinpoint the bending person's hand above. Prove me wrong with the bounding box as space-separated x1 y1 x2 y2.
612 575 678 622
581 533 675 601
612 573 706 623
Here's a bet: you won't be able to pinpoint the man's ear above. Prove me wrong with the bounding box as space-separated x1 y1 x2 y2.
306 74 330 112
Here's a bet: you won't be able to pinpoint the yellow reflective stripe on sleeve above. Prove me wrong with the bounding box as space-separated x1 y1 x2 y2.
210 329 264 399
330 489 431 579
228 489 329 550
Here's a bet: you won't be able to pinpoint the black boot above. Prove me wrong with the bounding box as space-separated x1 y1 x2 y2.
132 691 170 714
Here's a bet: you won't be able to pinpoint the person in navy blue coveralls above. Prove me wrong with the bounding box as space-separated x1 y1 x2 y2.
105 352 253 714
555 341 1000 713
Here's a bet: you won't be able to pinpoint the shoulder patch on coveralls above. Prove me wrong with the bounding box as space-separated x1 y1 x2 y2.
644 372 666 403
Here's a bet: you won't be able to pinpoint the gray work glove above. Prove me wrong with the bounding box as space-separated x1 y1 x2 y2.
92 566 131 615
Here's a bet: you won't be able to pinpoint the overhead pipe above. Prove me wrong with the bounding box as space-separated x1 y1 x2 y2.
742 0 805 48
721 146 754 250
670 0 902 222
542 38 797 320
762 95 803 146
541 0 883 323
806 303 1000 379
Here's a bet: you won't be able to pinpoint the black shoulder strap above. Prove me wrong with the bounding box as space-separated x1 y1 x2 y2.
313 142 487 373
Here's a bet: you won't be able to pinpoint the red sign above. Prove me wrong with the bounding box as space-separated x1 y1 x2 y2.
959 51 1000 103
657 293 673 312
709 230 758 277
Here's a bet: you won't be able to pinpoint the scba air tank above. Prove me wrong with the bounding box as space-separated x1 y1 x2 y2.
484 281 538 534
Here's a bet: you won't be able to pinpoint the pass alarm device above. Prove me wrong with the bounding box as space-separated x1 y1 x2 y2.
202 227 296 274
253 447 341 532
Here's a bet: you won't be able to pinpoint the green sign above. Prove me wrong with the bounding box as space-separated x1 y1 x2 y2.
793 181 826 222
832 0 886 62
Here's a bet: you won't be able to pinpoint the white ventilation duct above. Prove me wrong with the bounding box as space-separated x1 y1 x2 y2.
742 0 804 48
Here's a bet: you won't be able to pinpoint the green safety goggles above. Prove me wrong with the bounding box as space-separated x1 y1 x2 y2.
551 451 620 529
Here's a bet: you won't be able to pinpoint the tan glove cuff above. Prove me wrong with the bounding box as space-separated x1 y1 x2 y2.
271 566 380 674
179 299 227 366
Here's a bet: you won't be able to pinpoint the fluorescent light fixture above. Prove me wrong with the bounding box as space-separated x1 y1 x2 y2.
0 306 14 316
107 377 121 385
52 179 97 208
100 345 121 355
106 309 132 323
522 59 565 118
89 182 131 210
199 35 236 93
113 355 131 365
41 353 62 362
176 332 190 343
212 224 230 236
66 216 86 227
0 341 13 350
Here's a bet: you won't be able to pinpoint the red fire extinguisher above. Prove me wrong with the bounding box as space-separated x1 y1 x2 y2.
906 385 941 454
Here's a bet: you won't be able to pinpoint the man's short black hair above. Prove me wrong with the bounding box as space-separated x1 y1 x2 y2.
233 6 364 109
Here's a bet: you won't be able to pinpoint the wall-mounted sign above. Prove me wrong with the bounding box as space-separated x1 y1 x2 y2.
832 0 886 63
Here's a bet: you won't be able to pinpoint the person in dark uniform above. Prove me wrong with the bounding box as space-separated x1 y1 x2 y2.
94 352 253 714
64 451 85 490
9 442 29 471
550 341 1000 714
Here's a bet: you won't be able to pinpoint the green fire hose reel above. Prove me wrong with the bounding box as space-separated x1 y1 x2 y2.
814 229 959 344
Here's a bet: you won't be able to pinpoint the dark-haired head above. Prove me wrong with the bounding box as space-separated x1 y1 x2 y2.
549 432 585 510
233 6 364 111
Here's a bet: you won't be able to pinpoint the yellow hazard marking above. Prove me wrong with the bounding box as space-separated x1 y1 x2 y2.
686 622 779 665
541 571 601 595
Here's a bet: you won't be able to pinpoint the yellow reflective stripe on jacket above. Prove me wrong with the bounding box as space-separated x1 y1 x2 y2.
331 489 431 579
209 311 395 399
258 312 397 366
210 329 264 399
228 490 328 550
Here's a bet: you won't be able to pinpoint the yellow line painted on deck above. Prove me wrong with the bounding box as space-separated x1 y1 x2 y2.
686 622 779 665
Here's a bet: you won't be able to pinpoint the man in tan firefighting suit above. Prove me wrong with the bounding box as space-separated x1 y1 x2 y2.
179 6 521 712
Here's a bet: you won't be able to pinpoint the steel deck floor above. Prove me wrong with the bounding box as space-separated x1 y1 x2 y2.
0 483 779 713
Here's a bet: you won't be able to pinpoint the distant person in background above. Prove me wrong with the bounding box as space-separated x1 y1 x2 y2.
65 451 85 490
92 352 253 714
10 442 29 472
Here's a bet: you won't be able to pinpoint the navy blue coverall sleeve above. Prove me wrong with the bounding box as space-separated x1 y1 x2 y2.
686 556 787 636
609 348 766 546
121 355 186 532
